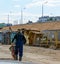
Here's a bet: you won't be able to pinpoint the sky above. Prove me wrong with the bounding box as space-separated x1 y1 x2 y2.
0 0 60 24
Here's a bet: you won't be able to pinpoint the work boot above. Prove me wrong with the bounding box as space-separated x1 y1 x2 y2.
19 57 22 61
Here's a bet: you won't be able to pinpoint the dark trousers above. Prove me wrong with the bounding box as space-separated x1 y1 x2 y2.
15 45 23 58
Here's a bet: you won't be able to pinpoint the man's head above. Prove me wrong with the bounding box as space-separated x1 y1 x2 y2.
17 29 21 33
17 28 25 34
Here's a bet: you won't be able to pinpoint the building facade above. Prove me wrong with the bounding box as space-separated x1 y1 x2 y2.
37 16 60 22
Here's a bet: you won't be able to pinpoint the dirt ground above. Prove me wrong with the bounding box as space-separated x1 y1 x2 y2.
0 45 60 64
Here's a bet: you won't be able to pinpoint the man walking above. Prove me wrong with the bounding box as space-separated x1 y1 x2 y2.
12 29 26 61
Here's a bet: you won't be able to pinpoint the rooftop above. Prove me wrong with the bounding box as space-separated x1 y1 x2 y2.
1 21 60 32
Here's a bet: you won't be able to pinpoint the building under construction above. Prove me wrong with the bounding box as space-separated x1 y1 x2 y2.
0 21 60 49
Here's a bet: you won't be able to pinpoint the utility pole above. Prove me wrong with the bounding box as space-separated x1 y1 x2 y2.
8 14 9 24
42 4 43 18
21 8 23 24
42 1 48 17
20 8 26 24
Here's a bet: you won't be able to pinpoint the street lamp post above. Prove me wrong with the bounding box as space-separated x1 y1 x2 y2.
20 8 26 24
42 1 48 18
42 4 43 18
8 12 12 24
8 14 9 24
21 8 23 24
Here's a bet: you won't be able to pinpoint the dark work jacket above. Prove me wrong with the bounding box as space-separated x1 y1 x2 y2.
12 32 26 47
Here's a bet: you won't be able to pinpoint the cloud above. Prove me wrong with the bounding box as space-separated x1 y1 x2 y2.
12 0 19 2
32 0 40 2
25 1 42 8
14 5 20 8
1 11 40 17
23 12 40 17
0 11 40 24
25 0 60 8
0 17 7 20
46 0 60 6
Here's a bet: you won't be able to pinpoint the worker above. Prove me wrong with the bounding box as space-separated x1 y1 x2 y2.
12 29 26 61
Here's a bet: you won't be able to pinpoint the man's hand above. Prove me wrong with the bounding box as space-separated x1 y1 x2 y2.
9 27 12 31
11 43 15 46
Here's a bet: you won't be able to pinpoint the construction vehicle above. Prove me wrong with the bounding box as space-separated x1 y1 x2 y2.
42 30 60 49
